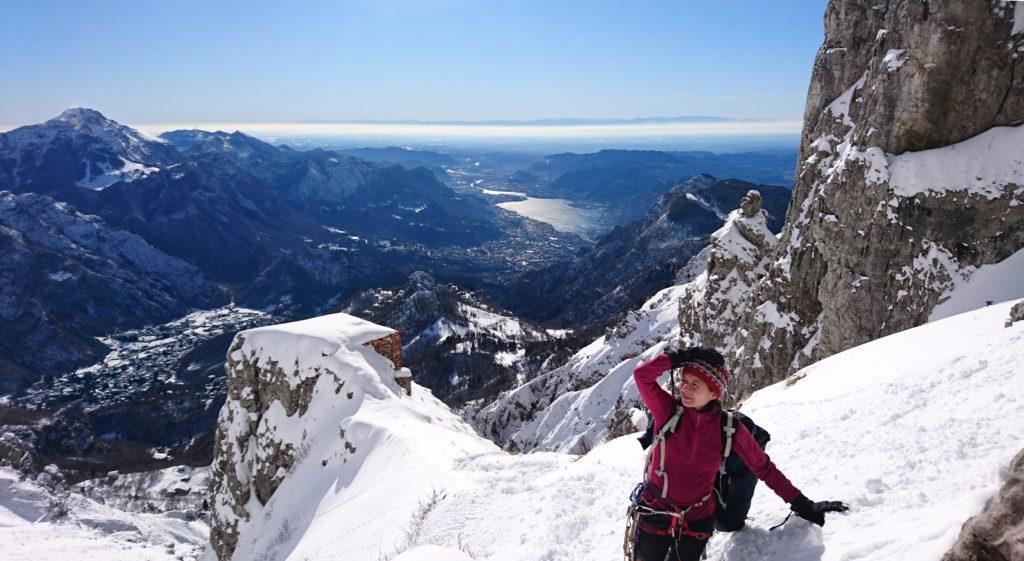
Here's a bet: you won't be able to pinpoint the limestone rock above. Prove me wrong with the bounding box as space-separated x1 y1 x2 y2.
941 447 1024 561
1008 300 1024 327
208 314 402 560
724 0 1024 397
678 191 777 358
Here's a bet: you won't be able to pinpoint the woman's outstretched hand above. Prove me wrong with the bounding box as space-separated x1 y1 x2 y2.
790 495 850 526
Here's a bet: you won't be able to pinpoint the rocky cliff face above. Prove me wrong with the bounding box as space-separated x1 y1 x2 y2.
208 313 489 561
209 314 404 559
722 0 1024 397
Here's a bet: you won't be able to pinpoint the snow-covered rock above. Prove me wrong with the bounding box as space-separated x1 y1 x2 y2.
677 190 778 357
208 313 496 560
941 445 1024 561
0 466 208 560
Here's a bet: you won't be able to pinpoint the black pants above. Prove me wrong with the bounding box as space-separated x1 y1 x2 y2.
633 517 713 561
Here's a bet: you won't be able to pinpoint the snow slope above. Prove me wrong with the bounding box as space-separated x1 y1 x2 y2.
929 247 1024 321
210 300 1023 561
717 300 1024 561
0 467 208 560
471 276 695 452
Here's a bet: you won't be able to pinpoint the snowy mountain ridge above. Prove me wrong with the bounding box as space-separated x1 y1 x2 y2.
207 313 494 560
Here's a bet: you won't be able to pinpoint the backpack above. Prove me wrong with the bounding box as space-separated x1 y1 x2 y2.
637 406 770 532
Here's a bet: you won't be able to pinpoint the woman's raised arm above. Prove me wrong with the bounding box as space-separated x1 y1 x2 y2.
632 354 676 428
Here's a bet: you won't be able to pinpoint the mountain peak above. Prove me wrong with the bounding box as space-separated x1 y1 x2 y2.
408 270 437 289
53 107 114 128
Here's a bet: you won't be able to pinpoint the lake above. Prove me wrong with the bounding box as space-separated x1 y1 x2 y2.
496 197 604 238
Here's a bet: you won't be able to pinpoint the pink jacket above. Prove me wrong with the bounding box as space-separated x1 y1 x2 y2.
633 354 802 521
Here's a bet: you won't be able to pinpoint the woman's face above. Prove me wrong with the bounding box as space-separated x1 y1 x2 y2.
679 372 717 409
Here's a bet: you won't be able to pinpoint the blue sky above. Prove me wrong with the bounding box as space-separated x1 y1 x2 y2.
1 0 828 127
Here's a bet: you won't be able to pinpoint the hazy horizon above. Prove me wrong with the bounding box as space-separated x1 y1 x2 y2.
0 109 801 154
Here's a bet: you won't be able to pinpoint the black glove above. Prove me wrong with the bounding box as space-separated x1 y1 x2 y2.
665 346 725 369
790 495 849 526
665 348 696 368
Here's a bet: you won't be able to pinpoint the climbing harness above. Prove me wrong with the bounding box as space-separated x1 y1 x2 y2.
622 483 715 560
623 408 736 560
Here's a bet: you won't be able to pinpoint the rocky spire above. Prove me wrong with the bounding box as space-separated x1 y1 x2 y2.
678 190 777 355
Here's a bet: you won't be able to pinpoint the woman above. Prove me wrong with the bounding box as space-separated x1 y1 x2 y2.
629 346 847 561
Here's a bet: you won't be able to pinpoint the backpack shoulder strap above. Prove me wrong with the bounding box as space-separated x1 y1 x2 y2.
643 404 684 499
719 410 737 475
659 404 684 438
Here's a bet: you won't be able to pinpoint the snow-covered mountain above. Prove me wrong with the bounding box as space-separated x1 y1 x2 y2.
342 271 577 404
202 297 1024 561
0 108 180 194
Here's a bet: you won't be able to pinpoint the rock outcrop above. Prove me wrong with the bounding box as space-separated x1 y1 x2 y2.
721 0 1024 397
209 315 399 558
941 447 1024 561
677 190 777 356
1008 300 1024 327
208 313 491 561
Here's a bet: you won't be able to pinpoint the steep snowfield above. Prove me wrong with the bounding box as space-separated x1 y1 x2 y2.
209 301 1022 561
0 467 208 560
929 247 1024 321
